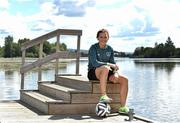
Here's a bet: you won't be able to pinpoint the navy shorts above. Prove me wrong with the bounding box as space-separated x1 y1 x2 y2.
87 68 114 80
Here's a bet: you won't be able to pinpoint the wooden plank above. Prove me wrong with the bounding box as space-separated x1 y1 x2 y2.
57 75 89 81
21 29 82 51
55 35 60 75
21 50 26 89
56 76 91 91
20 91 48 114
93 83 121 94
76 35 81 74
20 51 69 73
0 101 153 122
38 42 43 81
71 93 120 103
57 29 82 36
48 103 120 115
38 83 71 101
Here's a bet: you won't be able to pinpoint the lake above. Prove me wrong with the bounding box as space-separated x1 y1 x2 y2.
0 58 180 122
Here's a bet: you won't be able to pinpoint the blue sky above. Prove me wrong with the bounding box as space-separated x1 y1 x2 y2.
1 0 180 52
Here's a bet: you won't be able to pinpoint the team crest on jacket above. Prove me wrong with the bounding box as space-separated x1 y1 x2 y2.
106 52 111 57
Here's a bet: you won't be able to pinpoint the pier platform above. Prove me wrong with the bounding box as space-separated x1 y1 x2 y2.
0 100 155 123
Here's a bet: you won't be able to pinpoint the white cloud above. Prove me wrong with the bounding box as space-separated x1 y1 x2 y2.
0 11 31 45
0 0 9 9
40 2 57 15
16 0 32 1
1 0 180 52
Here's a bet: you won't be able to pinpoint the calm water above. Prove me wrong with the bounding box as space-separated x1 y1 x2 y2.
1 58 180 122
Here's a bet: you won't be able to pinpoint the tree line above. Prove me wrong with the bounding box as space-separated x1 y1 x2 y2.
0 35 67 58
1 35 180 58
132 37 180 58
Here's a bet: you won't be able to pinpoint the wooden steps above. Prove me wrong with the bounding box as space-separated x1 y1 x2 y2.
20 75 121 115
20 90 67 114
56 75 92 91
38 82 89 101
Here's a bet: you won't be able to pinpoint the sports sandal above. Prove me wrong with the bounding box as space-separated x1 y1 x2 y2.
118 106 129 113
99 95 112 103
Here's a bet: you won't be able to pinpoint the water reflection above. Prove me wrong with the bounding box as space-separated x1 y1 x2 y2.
0 69 20 100
5 70 14 76
134 62 176 74
132 60 180 122
154 62 176 74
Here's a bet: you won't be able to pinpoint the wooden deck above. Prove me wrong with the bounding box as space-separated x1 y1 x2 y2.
7 29 156 123
0 100 155 123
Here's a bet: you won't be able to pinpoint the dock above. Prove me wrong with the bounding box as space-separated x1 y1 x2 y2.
0 29 156 123
0 100 155 123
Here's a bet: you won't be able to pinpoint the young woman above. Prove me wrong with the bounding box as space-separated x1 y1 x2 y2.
87 29 129 113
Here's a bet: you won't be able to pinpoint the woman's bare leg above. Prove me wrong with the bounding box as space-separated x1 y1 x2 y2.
95 65 111 95
109 74 128 107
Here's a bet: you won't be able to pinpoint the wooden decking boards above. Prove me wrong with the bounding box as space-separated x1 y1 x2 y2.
0 101 154 123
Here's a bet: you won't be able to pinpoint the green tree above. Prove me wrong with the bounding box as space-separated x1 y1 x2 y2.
12 42 21 57
18 38 38 57
154 43 166 57
132 37 177 58
164 37 175 57
60 43 67 51
4 36 13 58
49 42 67 54
174 48 180 57
144 47 154 58
18 38 28 45
133 47 144 57
0 46 3 57
43 41 51 55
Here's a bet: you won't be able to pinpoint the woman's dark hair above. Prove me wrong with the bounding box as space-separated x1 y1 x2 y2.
96 29 109 39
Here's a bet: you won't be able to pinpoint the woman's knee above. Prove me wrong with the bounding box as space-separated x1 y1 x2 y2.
119 76 128 85
95 65 110 79
99 65 110 74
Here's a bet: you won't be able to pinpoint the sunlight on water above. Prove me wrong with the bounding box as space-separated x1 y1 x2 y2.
0 58 180 122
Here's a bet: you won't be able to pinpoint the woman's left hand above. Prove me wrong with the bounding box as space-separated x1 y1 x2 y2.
114 64 119 71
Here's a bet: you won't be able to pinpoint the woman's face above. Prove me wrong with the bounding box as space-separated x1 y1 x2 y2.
97 32 109 46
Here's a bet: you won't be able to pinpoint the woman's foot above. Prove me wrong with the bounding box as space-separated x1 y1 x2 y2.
118 106 129 113
99 95 112 103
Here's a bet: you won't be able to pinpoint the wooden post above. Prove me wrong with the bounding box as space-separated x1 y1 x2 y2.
21 50 26 90
76 35 81 75
38 42 43 81
55 35 60 76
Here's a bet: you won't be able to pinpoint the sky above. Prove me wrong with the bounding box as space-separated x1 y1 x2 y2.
1 0 180 52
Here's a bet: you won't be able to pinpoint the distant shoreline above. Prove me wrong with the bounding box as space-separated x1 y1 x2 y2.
0 57 75 63
0 57 72 70
132 58 180 63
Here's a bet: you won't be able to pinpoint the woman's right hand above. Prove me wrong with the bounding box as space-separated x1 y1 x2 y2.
107 63 119 71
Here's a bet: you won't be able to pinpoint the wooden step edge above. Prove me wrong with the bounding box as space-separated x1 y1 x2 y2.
47 100 70 104
56 75 118 84
57 75 90 83
40 83 91 94
57 74 82 76
38 80 55 84
21 90 68 104
90 80 117 84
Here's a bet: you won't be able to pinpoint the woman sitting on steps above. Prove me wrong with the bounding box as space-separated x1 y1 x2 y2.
87 28 129 113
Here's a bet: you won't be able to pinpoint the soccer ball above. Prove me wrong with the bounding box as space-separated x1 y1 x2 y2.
95 102 111 117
